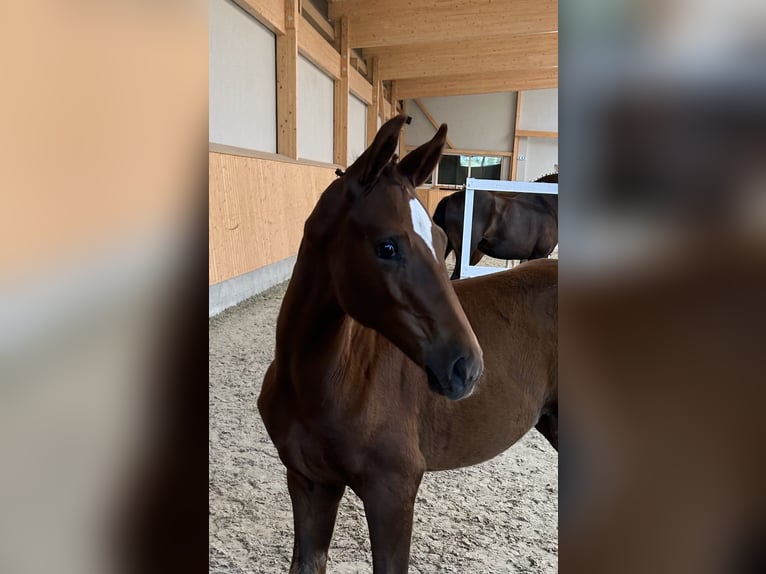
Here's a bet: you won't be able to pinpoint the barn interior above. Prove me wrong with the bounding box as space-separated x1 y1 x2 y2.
209 0 558 314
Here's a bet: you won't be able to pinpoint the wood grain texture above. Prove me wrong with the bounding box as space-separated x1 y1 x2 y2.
366 57 380 145
333 15 350 166
329 0 557 49
516 129 558 138
349 66 372 103
209 152 336 285
276 0 299 158
415 187 456 218
394 68 557 99
298 14 341 79
512 88 523 180
302 0 334 42
373 33 558 80
235 0 285 34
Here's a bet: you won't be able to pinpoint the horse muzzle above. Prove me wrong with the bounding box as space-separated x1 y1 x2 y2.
424 348 483 401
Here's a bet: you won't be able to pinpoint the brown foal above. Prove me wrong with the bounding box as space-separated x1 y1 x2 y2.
258 115 558 573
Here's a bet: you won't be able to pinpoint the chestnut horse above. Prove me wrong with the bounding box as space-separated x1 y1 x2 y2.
258 116 557 573
433 173 558 279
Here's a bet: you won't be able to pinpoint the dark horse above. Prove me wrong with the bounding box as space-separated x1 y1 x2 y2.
258 116 557 573
433 173 558 279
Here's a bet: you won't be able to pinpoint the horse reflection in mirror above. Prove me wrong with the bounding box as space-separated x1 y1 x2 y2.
258 115 557 574
433 173 558 280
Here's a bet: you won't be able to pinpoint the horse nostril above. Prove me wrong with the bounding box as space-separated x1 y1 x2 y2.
450 356 468 386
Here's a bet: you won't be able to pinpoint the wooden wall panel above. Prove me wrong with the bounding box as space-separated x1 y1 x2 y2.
349 66 373 104
209 152 336 285
415 188 430 209
298 15 341 79
416 187 457 217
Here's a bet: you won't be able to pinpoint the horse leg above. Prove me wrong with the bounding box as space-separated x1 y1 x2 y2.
286 470 345 574
535 401 558 451
360 472 423 574
449 233 463 280
450 231 484 279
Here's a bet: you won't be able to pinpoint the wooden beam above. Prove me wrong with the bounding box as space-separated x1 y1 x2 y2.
405 145 514 157
350 56 367 76
382 94 392 121
412 99 456 149
394 68 558 99
366 57 380 145
399 99 407 159
349 66 372 104
302 1 334 43
380 82 392 121
276 0 299 158
371 33 558 80
511 91 522 180
333 16 349 166
329 0 557 49
298 15 341 79
235 0 285 34
390 81 398 121
516 129 558 138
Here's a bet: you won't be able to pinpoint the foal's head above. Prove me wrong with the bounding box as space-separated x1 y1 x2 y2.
308 115 483 400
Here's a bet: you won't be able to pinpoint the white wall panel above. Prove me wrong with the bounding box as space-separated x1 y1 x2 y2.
518 88 558 131
298 55 334 163
518 137 559 181
517 88 558 181
404 93 517 151
209 0 277 152
347 94 367 164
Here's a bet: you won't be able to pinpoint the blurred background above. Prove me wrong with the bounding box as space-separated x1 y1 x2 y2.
560 1 766 573
0 2 207 573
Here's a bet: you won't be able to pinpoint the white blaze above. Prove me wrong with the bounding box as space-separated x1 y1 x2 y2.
409 198 437 260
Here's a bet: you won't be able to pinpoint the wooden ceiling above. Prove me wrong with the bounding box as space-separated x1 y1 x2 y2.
327 0 558 99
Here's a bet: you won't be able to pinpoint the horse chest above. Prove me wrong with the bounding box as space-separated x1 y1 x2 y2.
276 409 373 484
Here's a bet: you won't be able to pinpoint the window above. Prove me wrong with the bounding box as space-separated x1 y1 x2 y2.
435 154 504 186
209 0 277 152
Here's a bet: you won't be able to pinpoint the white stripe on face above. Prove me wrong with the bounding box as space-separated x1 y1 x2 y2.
409 197 437 260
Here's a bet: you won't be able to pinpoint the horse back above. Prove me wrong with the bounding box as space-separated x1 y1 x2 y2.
417 260 558 470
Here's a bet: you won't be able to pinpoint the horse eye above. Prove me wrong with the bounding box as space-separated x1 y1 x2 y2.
375 241 398 260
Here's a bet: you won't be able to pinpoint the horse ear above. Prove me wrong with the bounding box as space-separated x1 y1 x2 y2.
398 124 448 188
345 115 408 187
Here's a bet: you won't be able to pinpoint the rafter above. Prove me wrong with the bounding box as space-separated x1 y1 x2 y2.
370 33 557 80
394 69 557 99
412 99 456 149
329 0 557 49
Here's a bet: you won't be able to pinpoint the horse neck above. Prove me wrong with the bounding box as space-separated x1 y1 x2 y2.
274 240 357 403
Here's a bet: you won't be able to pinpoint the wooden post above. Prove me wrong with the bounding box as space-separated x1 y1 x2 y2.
366 57 380 145
399 96 407 160
333 15 349 166
510 90 522 180
381 83 390 122
276 0 299 158
390 81 397 119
